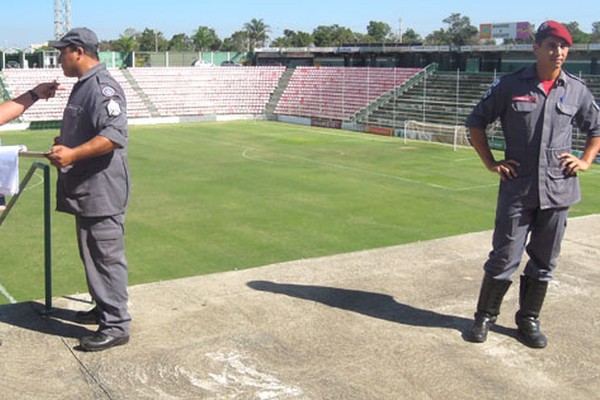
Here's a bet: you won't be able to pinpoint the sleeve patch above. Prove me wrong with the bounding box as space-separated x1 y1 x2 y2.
107 99 122 117
102 86 117 97
482 78 501 100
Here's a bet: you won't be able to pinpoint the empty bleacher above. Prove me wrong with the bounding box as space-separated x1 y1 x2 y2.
359 70 600 149
274 67 421 121
127 66 286 117
1 68 75 121
0 68 152 121
360 70 499 129
1 66 598 136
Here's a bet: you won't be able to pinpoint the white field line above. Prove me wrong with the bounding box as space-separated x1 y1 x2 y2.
0 282 17 304
21 171 44 192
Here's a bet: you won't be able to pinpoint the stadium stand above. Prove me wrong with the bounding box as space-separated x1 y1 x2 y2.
127 66 286 117
0 68 152 121
1 66 598 137
357 70 600 150
274 67 421 121
360 70 499 129
1 68 74 121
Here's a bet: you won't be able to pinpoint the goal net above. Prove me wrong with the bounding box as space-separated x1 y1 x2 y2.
402 120 470 151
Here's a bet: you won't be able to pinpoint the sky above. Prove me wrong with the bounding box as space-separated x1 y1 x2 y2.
2 0 600 48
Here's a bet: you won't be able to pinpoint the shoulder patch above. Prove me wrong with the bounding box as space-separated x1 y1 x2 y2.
482 78 501 100
101 86 117 97
107 99 122 117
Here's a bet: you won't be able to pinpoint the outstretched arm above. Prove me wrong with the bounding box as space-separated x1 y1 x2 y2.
0 82 60 125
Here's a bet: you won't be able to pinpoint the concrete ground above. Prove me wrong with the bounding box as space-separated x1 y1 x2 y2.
1 215 599 400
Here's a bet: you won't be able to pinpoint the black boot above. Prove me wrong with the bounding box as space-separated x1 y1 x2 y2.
466 273 512 343
515 275 548 349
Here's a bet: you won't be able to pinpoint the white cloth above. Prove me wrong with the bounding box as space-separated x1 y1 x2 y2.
0 145 27 196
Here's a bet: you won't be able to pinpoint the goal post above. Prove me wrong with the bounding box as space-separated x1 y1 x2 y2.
402 120 470 151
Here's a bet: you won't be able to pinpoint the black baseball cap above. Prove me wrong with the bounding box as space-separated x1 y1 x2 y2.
49 27 99 52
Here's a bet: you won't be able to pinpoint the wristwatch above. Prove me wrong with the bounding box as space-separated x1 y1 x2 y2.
28 90 40 102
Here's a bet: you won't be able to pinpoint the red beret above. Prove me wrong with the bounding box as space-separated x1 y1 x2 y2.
535 20 573 47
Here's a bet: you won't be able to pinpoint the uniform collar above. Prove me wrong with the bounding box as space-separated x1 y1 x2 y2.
527 63 568 85
78 62 105 82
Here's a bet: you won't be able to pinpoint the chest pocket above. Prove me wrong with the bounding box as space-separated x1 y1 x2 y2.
511 100 537 113
509 100 538 137
62 104 85 147
555 102 578 130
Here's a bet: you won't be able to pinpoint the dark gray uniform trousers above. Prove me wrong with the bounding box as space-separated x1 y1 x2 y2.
484 197 569 282
76 213 131 337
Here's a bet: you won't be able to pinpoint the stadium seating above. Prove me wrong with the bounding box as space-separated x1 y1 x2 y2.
0 68 152 121
358 71 503 137
1 68 75 121
274 67 421 120
127 66 286 117
1 66 598 138
359 70 600 149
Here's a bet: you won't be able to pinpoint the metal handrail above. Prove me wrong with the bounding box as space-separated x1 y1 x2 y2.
0 161 53 314
351 63 438 124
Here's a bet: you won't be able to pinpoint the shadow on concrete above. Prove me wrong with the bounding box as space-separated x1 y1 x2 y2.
0 301 95 339
247 280 516 339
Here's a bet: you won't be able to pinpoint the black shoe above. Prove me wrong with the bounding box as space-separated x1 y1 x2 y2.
75 307 100 325
79 332 129 352
516 312 547 349
465 313 497 343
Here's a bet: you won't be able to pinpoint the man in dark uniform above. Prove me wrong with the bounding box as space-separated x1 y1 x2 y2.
47 27 131 352
464 21 600 348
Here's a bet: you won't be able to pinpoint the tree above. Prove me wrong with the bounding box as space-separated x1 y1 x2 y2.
112 29 139 53
592 21 600 42
169 33 195 51
367 21 392 42
244 18 270 50
271 29 313 47
564 21 590 44
138 28 168 52
426 13 478 45
425 29 449 45
312 25 355 47
221 31 249 52
192 26 222 51
443 13 478 45
400 28 422 44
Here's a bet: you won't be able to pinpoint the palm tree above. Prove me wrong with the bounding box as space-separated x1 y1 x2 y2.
244 18 270 51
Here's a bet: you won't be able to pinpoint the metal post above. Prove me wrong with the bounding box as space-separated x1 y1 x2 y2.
40 162 53 314
0 160 53 314
455 68 460 127
422 71 427 122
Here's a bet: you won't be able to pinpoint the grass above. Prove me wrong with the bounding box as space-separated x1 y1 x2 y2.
0 120 598 304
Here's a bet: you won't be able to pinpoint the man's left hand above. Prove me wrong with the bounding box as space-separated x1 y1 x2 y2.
559 152 590 176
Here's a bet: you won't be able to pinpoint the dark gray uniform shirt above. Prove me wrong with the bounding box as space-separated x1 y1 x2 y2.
57 63 129 217
466 64 600 210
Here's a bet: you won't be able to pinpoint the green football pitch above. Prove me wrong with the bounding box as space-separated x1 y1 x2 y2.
1 120 598 304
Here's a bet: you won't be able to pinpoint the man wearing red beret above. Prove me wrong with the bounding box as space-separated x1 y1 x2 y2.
464 20 600 348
